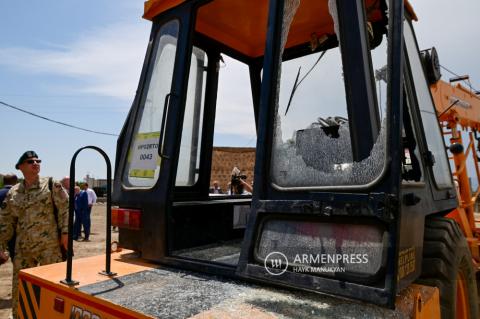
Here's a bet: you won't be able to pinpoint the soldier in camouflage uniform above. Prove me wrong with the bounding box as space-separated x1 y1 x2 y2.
0 151 69 318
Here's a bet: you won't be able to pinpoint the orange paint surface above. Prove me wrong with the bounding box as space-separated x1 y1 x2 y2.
21 250 153 288
19 251 155 319
142 0 416 58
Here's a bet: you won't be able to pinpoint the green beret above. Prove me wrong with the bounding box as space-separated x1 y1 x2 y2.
15 150 39 169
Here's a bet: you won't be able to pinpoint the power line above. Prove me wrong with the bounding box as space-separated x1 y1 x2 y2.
0 100 119 137
440 65 479 93
0 94 105 98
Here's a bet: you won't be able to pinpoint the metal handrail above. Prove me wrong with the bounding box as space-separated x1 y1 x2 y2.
61 146 115 286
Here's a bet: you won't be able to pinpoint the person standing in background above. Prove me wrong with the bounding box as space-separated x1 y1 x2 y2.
84 183 97 208
73 186 88 241
0 174 18 264
60 176 70 192
0 174 18 203
209 180 223 194
81 183 96 241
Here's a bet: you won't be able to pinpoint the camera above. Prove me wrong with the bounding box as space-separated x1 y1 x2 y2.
231 174 247 187
230 167 247 191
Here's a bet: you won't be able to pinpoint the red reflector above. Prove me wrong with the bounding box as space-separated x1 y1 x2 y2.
112 207 142 230
54 297 64 313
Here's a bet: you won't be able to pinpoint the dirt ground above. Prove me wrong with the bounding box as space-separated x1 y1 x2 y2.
0 203 117 319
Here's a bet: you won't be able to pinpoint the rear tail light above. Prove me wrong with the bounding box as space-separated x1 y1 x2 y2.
112 207 142 230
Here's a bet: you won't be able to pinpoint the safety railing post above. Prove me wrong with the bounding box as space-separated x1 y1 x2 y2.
60 146 116 287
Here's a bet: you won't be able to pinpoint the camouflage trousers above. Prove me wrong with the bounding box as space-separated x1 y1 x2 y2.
12 247 62 318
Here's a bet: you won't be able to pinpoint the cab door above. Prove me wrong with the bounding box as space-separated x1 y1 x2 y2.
237 0 405 308
113 5 195 261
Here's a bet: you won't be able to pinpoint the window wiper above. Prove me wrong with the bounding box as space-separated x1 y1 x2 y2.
284 50 327 116
285 67 301 116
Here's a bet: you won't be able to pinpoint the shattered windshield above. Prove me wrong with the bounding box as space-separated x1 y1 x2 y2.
270 0 388 188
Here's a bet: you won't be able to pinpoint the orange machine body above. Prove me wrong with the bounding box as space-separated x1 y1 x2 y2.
18 250 440 319
15 1 451 318
432 79 480 265
142 0 416 58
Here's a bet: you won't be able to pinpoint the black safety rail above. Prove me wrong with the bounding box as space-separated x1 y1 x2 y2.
61 146 116 286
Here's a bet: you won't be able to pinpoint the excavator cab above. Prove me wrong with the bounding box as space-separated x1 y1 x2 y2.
112 0 477 316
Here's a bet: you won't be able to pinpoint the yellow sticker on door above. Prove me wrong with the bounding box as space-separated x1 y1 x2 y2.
128 132 161 178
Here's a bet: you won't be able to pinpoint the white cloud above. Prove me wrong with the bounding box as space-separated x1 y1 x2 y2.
0 22 259 140
0 22 150 100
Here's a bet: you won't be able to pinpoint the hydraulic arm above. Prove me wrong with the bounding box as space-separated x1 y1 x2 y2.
431 78 480 264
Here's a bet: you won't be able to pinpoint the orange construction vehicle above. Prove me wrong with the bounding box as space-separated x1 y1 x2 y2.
429 67 480 264
12 0 480 318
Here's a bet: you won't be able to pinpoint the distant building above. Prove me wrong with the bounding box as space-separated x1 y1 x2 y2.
82 147 256 196
84 174 110 197
84 174 109 188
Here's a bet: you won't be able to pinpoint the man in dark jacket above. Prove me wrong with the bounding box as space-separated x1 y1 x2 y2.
0 174 18 263
73 186 89 240
0 174 18 203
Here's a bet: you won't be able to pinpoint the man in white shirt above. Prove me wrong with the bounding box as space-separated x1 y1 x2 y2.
81 183 97 241
84 183 97 207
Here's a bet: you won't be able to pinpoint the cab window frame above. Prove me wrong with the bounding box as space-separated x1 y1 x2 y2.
403 19 454 192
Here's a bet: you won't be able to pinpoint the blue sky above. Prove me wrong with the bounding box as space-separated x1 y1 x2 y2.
0 1 149 180
0 1 479 180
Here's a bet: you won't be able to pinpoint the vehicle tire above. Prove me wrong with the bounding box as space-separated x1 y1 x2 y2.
416 216 479 319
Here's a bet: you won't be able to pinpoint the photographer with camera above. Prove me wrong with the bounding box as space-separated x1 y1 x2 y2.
228 167 253 195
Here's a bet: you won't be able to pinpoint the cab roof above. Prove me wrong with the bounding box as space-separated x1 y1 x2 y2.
144 0 417 58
